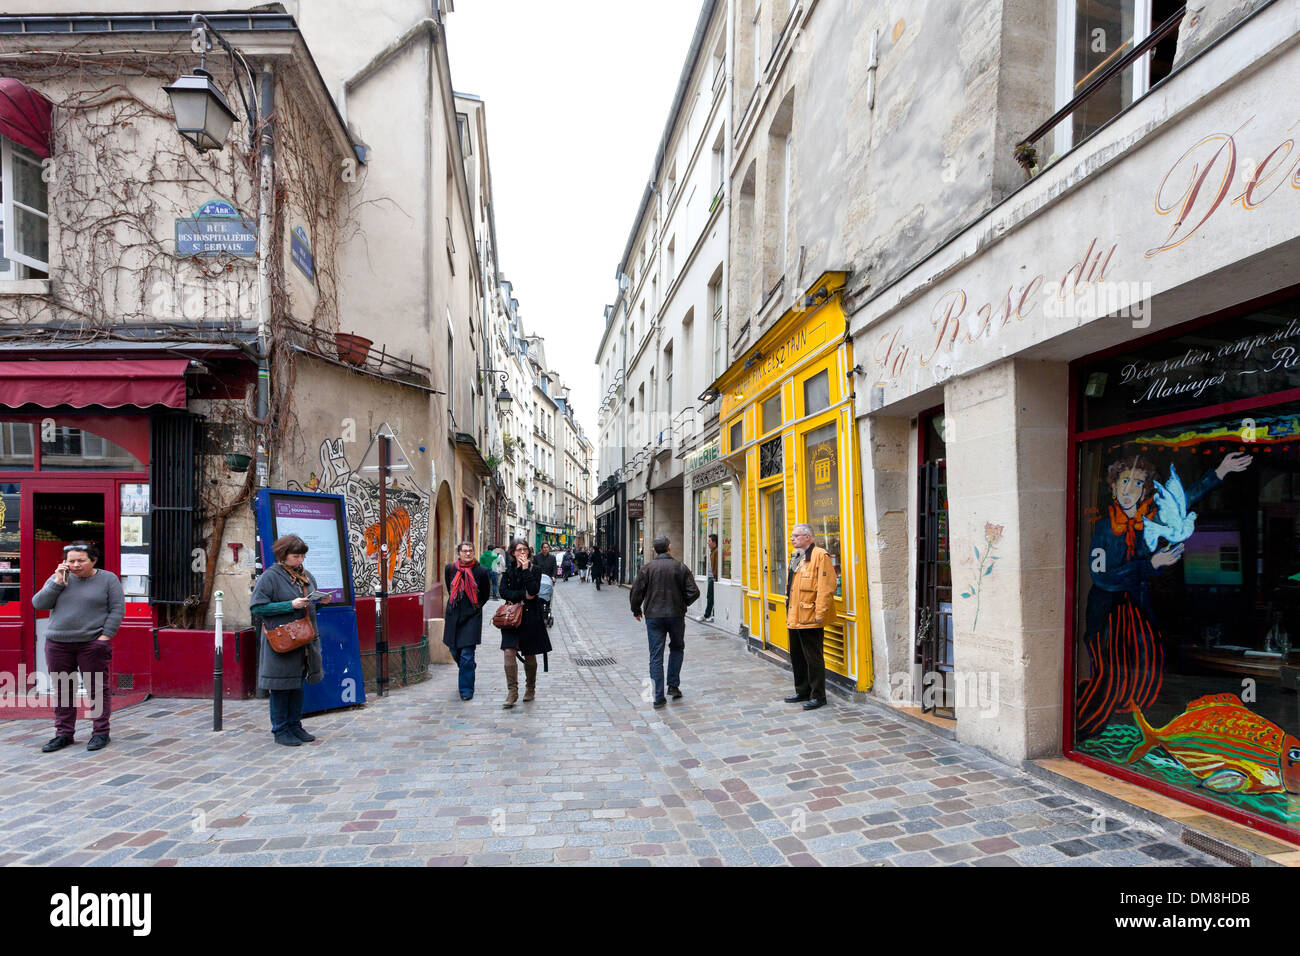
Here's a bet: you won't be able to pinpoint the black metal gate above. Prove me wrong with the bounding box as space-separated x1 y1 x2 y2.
149 412 203 607
916 459 954 717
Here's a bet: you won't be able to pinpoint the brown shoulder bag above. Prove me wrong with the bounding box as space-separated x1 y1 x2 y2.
266 583 318 653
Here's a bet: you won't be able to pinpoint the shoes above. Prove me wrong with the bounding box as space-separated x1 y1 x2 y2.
290 726 316 743
702 616 714 623
273 731 302 747
784 694 809 703
86 734 110 751
668 686 682 699
653 698 667 709
41 735 74 753
461 694 473 701
802 699 827 711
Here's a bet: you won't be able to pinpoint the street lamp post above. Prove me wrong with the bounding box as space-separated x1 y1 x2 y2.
166 14 274 488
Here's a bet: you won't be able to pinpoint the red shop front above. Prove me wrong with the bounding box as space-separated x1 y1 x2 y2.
0 358 256 699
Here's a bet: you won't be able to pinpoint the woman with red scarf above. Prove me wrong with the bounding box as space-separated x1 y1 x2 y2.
1076 451 1250 738
444 542 490 700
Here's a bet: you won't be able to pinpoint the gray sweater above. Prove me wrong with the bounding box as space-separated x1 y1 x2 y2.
32 570 125 642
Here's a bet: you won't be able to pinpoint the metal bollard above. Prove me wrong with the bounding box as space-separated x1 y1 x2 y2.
213 590 224 731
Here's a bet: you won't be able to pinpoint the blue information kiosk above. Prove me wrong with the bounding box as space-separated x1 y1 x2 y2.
254 489 366 713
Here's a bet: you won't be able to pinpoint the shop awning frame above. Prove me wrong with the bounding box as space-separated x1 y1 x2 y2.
0 358 190 409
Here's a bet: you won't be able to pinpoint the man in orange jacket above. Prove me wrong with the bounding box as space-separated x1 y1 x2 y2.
783 523 837 711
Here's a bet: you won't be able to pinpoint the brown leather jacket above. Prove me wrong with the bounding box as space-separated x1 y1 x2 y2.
785 544 836 629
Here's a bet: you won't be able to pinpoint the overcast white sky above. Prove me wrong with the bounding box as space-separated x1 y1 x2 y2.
445 0 705 440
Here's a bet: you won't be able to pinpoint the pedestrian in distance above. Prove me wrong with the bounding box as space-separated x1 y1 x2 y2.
702 533 718 622
536 542 558 581
783 523 837 711
606 548 618 585
590 547 605 591
445 542 490 701
575 547 589 582
630 535 700 709
497 540 553 708
479 542 502 601
250 534 327 746
32 541 123 753
535 541 557 627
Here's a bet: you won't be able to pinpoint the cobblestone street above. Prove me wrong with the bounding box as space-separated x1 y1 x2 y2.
0 580 1221 867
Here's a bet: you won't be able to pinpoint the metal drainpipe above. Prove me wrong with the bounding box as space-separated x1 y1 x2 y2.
255 63 274 487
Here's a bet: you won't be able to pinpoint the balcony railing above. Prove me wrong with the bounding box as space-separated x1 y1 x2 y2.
1014 5 1186 174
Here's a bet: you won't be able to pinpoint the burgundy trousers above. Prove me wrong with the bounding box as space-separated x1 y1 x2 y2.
43 639 112 737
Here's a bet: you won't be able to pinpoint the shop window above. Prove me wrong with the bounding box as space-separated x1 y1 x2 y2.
761 393 782 434
803 422 841 596
803 369 830 415
0 420 35 470
759 436 782 479
1072 304 1300 838
729 419 743 453
0 482 19 615
40 426 143 472
0 137 49 279
720 480 733 579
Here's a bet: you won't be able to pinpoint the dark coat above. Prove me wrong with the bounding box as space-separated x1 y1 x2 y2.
251 563 324 691
591 549 605 574
498 564 553 655
630 553 700 619
536 553 558 580
443 562 490 650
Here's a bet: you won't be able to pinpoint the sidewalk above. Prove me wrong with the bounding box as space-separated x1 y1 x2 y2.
0 579 1222 866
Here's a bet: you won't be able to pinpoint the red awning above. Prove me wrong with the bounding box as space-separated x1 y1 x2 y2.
0 78 52 159
0 359 189 409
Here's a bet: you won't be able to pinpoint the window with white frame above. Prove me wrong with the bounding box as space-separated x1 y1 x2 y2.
709 272 724 381
0 138 49 280
1053 0 1181 156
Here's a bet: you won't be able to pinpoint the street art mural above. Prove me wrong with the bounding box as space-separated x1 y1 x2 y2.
288 438 428 596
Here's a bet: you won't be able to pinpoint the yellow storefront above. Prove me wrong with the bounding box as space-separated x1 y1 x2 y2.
711 273 873 691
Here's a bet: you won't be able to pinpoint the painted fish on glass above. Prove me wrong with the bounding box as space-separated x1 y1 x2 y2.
1125 693 1300 795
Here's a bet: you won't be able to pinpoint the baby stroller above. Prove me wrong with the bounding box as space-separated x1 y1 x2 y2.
539 572 555 628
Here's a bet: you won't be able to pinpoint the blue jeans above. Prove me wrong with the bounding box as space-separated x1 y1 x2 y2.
489 570 500 600
268 687 304 736
452 645 477 697
645 617 685 703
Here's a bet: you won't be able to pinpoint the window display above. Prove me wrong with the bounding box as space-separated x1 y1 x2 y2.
1071 304 1300 837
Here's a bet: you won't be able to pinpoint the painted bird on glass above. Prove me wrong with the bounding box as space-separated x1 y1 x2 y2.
1142 465 1198 553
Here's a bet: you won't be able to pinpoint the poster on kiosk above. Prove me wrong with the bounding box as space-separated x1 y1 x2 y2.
254 489 366 713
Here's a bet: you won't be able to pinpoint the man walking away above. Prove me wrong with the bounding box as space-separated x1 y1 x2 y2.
32 541 124 752
607 548 618 585
783 523 837 711
702 533 718 622
575 547 589 582
591 547 605 591
630 535 699 709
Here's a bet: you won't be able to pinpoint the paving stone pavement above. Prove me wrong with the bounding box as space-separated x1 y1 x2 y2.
0 579 1223 867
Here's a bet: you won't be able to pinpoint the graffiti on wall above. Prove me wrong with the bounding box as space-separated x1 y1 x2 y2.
287 438 429 595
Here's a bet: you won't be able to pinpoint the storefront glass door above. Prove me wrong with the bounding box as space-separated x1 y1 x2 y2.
28 483 116 687
763 486 787 650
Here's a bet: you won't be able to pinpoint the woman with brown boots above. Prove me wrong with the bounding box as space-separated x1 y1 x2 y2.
497 540 552 707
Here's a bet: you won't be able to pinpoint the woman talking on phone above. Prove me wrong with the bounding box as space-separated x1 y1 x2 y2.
32 541 123 753
250 534 325 746
497 540 552 708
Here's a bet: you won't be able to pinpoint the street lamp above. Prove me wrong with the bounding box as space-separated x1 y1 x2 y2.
164 14 260 152
478 366 513 414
